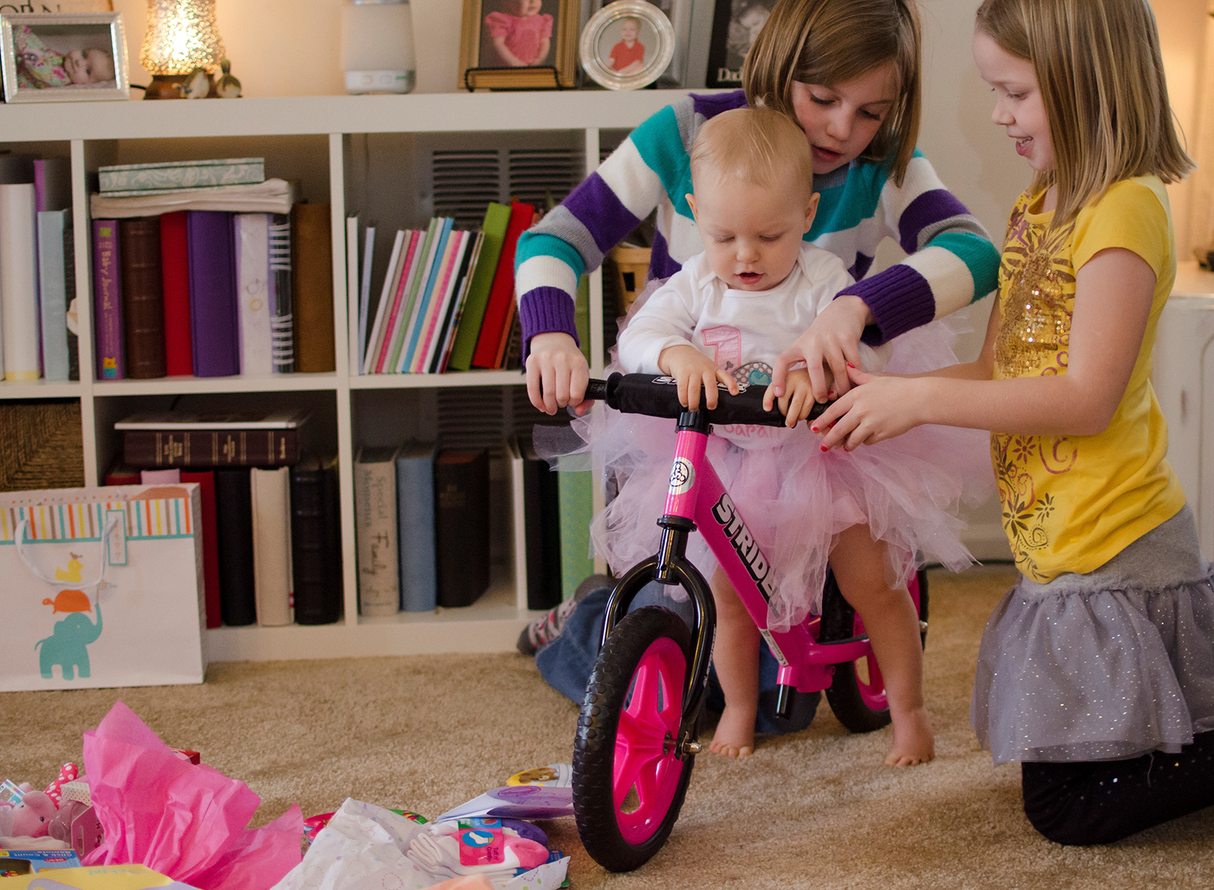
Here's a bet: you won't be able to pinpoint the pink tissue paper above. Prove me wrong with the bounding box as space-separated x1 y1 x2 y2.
81 701 304 890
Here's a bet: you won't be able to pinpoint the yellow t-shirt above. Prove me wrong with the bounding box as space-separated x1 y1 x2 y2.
991 175 1185 582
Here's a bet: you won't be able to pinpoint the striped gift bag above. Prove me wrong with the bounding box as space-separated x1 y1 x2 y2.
1 483 206 690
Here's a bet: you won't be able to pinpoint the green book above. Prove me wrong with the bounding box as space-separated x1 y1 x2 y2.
446 202 512 371
557 455 595 600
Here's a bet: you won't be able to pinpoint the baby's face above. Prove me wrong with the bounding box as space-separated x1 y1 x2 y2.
620 20 640 41
513 0 543 15
64 48 113 84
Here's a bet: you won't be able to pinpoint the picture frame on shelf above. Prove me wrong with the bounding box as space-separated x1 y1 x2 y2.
579 0 674 91
582 0 690 87
0 12 128 103
705 0 775 88
459 0 580 91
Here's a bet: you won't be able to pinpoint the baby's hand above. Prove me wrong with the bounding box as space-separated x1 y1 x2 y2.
763 368 817 427
659 344 738 411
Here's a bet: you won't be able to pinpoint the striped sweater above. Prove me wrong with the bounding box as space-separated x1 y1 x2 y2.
516 90 999 357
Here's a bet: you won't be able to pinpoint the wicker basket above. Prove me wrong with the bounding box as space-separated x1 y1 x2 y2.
605 245 652 315
0 400 85 492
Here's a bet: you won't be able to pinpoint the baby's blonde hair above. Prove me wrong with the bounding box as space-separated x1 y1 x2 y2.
976 0 1193 227
690 106 815 204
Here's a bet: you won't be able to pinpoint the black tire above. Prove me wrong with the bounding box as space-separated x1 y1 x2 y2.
823 569 930 734
573 606 696 872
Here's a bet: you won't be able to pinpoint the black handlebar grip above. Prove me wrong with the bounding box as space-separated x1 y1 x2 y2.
591 373 826 427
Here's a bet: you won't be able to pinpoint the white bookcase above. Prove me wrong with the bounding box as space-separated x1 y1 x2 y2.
0 90 690 661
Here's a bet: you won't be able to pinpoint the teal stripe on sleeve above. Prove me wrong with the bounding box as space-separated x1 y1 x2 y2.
930 232 1001 302
629 105 693 212
516 230 587 279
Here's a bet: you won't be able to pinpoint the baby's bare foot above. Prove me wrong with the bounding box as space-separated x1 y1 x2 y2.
708 705 755 758
885 706 934 766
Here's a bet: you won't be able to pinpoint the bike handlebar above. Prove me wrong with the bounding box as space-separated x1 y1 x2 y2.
585 373 827 427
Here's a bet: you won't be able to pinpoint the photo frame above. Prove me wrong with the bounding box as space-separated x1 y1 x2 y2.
459 0 580 91
583 0 690 87
1 12 128 103
705 0 776 88
579 0 674 91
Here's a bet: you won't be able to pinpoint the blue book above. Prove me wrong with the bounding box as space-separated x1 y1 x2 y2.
37 208 73 382
396 441 437 612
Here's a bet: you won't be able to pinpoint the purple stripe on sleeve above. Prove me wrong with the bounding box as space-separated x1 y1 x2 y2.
520 286 579 360
852 253 874 282
647 230 682 282
840 263 935 345
898 189 971 255
691 90 748 119
564 171 643 256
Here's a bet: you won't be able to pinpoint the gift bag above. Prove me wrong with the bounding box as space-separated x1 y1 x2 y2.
0 484 206 691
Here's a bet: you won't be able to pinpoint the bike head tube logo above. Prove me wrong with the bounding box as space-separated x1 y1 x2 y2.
711 492 776 602
668 458 694 495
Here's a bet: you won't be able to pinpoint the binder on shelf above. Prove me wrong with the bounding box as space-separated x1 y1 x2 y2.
236 212 273 376
268 212 294 373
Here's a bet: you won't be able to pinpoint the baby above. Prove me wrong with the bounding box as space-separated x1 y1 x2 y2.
609 16 645 75
484 0 553 68
14 25 114 89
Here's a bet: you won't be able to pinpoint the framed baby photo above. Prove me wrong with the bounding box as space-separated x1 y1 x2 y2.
459 0 580 90
582 0 690 87
0 12 129 103
579 0 674 91
705 0 776 88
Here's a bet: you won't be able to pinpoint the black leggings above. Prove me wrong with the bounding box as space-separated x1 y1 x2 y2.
1021 730 1214 845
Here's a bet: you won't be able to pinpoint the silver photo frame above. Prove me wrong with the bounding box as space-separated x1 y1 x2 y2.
579 0 674 91
1 12 129 103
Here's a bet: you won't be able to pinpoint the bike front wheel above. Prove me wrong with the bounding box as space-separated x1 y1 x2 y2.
573 606 696 872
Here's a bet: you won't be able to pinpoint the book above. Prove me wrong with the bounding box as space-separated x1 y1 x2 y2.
118 217 167 379
435 448 491 608
251 465 293 626
235 212 273 376
354 445 401 617
518 437 562 611
187 210 239 377
0 182 40 381
290 453 343 625
346 215 361 375
116 408 308 469
412 228 469 373
89 177 293 218
33 156 71 213
104 458 141 486
215 467 257 627
471 201 534 369
493 298 517 369
366 229 413 374
357 222 376 373
99 157 265 193
140 468 181 483
159 210 193 377
396 442 437 613
91 218 125 380
181 469 223 628
115 409 308 430
400 217 455 372
432 230 486 373
268 212 294 373
385 218 440 373
447 202 511 371
37 208 74 382
557 454 595 600
291 203 336 373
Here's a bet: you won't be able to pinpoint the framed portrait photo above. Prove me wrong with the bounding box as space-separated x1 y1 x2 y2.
579 0 674 91
705 0 776 88
1 12 128 103
460 0 580 90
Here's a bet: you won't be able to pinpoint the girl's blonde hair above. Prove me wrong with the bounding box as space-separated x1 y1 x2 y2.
742 0 921 186
690 106 816 201
976 0 1194 227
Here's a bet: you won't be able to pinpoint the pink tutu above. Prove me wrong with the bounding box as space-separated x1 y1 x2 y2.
537 318 994 632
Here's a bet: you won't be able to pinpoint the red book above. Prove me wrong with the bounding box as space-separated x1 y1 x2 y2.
470 201 534 369
160 211 193 376
182 469 222 628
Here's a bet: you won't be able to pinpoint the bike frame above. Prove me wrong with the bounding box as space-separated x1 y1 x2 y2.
598 409 881 751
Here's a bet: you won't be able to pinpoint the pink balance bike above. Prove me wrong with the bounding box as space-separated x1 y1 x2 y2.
571 374 928 872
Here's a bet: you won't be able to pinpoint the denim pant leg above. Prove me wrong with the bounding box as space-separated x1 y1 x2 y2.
535 580 819 734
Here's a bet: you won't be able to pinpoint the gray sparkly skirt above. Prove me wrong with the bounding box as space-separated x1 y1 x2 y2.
971 506 1214 764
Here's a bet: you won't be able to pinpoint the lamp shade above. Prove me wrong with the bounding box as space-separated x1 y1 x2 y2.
141 0 225 75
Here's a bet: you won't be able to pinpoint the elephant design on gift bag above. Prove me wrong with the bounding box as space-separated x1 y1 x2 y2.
35 588 103 680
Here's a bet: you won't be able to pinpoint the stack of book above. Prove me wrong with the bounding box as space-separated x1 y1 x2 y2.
0 154 77 383
353 443 492 616
107 409 342 629
88 157 336 380
350 200 538 375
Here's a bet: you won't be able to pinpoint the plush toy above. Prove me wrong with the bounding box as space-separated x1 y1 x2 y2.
0 788 56 840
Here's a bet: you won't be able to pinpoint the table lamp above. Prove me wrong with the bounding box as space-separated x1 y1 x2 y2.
140 0 226 99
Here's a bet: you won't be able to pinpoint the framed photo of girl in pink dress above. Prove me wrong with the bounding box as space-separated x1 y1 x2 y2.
459 0 579 90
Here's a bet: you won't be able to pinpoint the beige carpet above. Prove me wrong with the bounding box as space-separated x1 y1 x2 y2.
3 565 1211 889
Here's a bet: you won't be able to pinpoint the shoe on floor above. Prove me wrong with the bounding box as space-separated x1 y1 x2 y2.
517 574 615 656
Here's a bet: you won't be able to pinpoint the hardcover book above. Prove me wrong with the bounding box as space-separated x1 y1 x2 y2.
471 202 535 369
435 448 491 608
118 217 167 379
186 210 239 377
92 218 125 380
116 409 308 469
0 182 40 381
235 212 273 376
99 157 266 193
290 454 343 625
291 203 335 373
215 467 257 627
268 212 294 373
362 228 409 374
251 465 293 626
159 210 194 376
37 208 75 383
396 442 438 613
354 445 401 617
447 202 511 371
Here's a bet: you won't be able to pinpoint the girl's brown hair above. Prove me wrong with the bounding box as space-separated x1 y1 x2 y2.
975 0 1194 227
742 0 922 185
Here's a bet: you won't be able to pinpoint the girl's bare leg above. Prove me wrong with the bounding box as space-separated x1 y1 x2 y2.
707 566 760 757
829 525 934 766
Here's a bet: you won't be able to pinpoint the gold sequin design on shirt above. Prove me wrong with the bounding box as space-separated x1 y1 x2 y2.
990 206 1077 580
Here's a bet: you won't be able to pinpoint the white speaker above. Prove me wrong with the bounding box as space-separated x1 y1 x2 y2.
341 0 416 95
